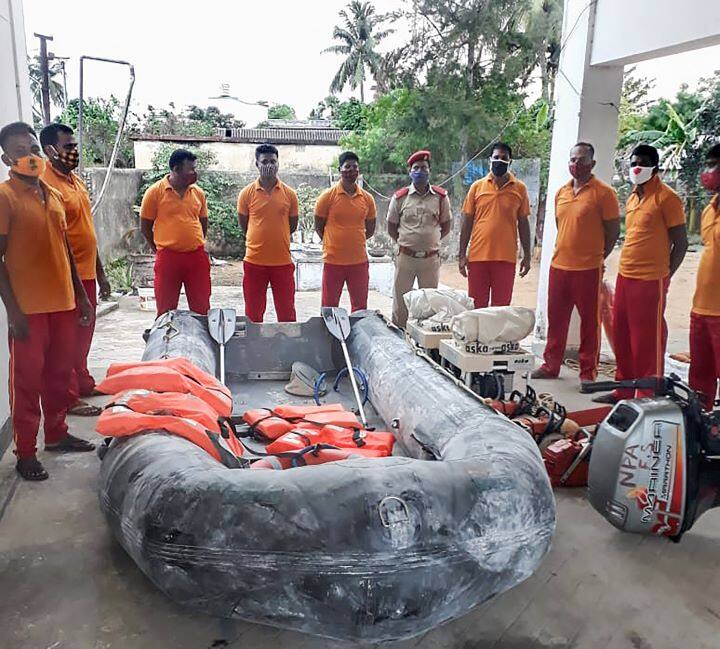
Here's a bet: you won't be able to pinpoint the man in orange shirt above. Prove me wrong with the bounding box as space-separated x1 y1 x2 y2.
459 142 532 308
0 122 95 481
314 151 376 312
40 123 111 416
532 142 620 388
689 143 720 409
237 144 299 322
595 144 688 403
140 149 211 316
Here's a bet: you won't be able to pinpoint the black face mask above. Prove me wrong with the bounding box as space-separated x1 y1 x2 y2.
491 160 510 177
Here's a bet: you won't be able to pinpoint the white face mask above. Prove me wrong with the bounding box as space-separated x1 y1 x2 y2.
629 165 654 185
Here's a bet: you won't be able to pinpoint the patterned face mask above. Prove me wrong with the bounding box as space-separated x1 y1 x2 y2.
58 147 80 171
11 154 45 178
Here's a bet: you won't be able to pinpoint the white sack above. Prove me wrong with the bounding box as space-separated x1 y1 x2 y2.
451 306 535 344
404 288 474 322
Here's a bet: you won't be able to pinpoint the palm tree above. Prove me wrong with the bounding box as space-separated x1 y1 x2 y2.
323 1 393 103
28 55 65 124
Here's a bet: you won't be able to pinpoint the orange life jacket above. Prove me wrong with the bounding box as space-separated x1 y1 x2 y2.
97 405 245 467
98 358 232 417
266 425 395 455
106 389 223 433
250 444 382 470
242 405 361 440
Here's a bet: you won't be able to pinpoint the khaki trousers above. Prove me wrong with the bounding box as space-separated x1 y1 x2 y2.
392 253 441 328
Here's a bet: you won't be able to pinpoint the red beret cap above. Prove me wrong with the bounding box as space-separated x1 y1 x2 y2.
407 150 431 166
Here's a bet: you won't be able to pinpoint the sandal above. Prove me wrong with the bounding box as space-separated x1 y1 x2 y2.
16 457 49 481
68 401 102 417
45 434 96 453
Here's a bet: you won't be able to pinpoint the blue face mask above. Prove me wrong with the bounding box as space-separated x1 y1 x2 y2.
410 169 429 184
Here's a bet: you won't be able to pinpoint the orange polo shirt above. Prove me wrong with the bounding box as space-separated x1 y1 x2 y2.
692 196 720 316
462 173 530 263
42 165 98 280
0 175 74 314
619 175 686 280
315 183 376 265
140 176 207 252
552 176 619 271
237 179 299 266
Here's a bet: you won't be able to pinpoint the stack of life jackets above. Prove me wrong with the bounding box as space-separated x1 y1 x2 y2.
96 358 244 467
95 358 395 470
241 404 395 470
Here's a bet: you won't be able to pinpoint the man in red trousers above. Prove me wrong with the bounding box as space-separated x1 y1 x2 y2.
141 149 211 316
315 151 376 312
40 122 112 416
689 142 720 409
237 144 299 322
532 142 619 390
458 142 532 308
594 144 688 403
0 121 95 481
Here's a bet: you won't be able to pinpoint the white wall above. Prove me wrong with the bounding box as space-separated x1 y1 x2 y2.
134 140 340 174
535 0 623 346
0 0 32 435
592 0 720 66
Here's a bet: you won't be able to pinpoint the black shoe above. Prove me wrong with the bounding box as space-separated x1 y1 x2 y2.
591 392 618 405
16 456 49 481
45 434 96 453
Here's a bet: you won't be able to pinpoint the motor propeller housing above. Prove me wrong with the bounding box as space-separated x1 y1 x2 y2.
588 377 720 541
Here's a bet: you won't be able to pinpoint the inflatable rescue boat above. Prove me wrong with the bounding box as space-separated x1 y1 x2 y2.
97 310 556 642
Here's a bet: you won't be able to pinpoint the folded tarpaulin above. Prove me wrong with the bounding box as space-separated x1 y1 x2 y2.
451 306 535 344
404 288 474 324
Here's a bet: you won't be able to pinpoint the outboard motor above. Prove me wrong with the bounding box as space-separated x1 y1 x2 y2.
586 376 720 541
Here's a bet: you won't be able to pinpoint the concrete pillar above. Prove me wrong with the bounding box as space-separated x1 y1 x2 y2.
0 0 32 448
534 0 623 354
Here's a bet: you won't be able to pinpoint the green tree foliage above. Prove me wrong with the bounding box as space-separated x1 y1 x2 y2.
267 104 297 120
309 97 370 131
295 183 324 242
320 0 560 177
340 83 551 175
323 1 393 102
138 144 244 254
141 103 245 136
618 71 720 232
60 96 136 168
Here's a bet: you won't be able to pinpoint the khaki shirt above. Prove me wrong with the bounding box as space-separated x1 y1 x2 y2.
387 185 452 252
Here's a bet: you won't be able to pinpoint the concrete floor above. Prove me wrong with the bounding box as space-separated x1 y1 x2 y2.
0 288 717 649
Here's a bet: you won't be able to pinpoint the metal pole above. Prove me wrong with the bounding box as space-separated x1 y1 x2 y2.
34 33 53 125
78 57 85 172
77 55 135 208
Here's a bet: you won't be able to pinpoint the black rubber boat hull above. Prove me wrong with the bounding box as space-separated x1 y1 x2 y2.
98 311 555 641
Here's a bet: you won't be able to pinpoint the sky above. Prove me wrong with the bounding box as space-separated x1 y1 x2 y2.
21 0 720 125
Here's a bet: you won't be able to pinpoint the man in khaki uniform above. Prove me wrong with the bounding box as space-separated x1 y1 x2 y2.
388 150 452 327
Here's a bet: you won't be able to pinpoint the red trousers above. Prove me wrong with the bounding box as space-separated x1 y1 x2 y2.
613 274 669 400
321 262 369 312
154 246 211 316
10 309 76 459
68 278 97 402
468 261 515 308
540 267 602 381
243 261 296 323
689 312 720 410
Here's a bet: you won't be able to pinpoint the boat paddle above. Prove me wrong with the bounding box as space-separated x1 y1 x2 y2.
207 308 236 385
321 307 368 428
